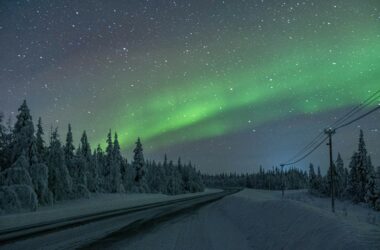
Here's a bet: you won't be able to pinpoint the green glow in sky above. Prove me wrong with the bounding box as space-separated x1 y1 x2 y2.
107 32 380 150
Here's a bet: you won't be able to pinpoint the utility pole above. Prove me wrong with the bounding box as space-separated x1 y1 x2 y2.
325 128 336 213
280 164 285 199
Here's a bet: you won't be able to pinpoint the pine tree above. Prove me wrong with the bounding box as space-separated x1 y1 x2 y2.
0 113 7 170
181 160 191 192
308 163 317 194
72 145 87 189
348 152 360 202
335 153 346 198
30 120 52 205
35 117 46 162
316 166 323 194
64 124 75 179
80 131 91 161
47 128 73 201
79 130 97 192
103 129 113 192
94 144 105 192
12 100 38 165
166 160 182 195
120 157 128 191
146 160 164 193
110 133 123 192
3 115 13 169
373 167 380 211
124 161 137 192
348 130 372 203
163 153 168 175
64 124 75 163
133 137 145 184
356 130 370 202
187 162 204 192
364 156 376 206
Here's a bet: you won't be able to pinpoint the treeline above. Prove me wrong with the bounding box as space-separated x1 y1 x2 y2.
0 100 204 214
308 130 380 211
203 167 308 190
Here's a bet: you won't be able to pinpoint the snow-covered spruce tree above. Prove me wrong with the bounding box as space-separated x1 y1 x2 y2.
29 119 53 205
356 130 370 202
157 162 167 193
132 137 148 192
120 157 129 191
308 163 317 194
0 112 7 171
146 160 163 193
373 167 380 211
64 124 75 177
11 100 38 165
35 117 46 162
1 153 32 186
110 133 124 193
6 101 51 207
187 162 204 192
47 128 73 201
80 131 98 193
145 160 154 192
80 131 91 162
165 160 182 195
103 130 113 192
347 152 360 202
29 161 53 206
65 131 91 198
316 166 323 195
124 161 136 192
335 153 346 199
0 184 38 213
348 130 372 203
364 156 376 207
176 157 185 193
180 159 191 193
94 144 105 192
162 154 168 174
1 116 14 170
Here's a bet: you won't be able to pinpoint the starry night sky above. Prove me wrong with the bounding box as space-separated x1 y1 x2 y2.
1 0 379 173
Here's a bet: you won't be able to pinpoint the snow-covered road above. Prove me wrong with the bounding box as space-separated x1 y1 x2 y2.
1 189 379 250
110 189 380 250
0 190 233 250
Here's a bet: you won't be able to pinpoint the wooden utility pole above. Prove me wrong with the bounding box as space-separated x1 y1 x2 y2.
325 128 336 213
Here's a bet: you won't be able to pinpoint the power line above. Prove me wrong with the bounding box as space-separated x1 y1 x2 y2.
335 104 380 130
283 132 325 164
282 136 328 166
331 90 380 128
281 89 380 167
285 90 380 164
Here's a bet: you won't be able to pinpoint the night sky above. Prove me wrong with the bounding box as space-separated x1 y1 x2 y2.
1 0 379 174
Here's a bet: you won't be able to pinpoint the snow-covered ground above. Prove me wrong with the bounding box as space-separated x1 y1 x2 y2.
112 189 380 250
0 189 221 231
284 189 380 227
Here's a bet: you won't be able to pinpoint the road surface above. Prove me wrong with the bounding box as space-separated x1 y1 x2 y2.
0 190 237 250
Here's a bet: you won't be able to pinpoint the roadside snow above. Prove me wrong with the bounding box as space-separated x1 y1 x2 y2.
114 189 380 250
284 189 380 227
0 189 221 231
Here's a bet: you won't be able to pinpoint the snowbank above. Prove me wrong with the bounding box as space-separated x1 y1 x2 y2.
0 189 221 231
226 189 380 249
284 189 380 227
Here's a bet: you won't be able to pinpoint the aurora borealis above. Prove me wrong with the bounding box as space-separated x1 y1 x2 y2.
1 0 379 173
